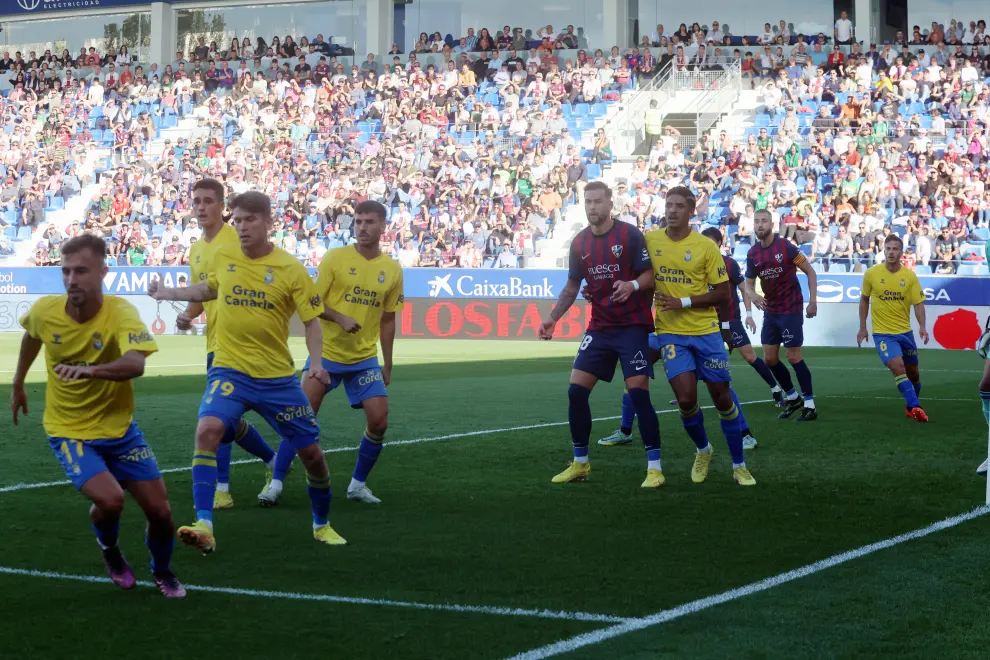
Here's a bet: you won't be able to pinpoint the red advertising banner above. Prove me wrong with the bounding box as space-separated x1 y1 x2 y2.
399 299 592 340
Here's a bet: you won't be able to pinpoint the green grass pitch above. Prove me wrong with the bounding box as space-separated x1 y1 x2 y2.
1 335 989 659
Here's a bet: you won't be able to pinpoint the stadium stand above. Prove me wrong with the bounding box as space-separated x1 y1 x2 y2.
1 18 988 275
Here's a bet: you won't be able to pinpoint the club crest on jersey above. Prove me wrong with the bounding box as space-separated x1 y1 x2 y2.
774 253 783 263
92 332 103 350
264 267 274 284
899 279 906 287
684 250 692 262
612 245 623 258
378 270 386 284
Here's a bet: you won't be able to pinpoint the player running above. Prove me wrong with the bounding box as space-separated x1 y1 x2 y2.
539 181 666 488
149 191 346 549
745 209 819 422
856 234 930 422
178 178 278 510
258 200 403 506
648 187 755 486
10 235 185 597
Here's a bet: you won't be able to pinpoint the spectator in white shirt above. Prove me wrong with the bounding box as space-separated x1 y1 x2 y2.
581 76 602 103
834 11 854 45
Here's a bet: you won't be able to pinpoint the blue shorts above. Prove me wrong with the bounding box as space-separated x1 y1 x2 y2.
874 332 919 366
198 367 320 451
303 356 387 408
761 313 804 348
573 326 654 383
725 320 752 348
48 422 161 490
655 332 731 383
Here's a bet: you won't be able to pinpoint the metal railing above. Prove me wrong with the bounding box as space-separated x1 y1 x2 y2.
603 57 741 156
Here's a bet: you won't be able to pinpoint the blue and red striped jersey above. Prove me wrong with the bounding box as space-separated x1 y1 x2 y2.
567 221 654 331
745 236 807 315
720 255 745 323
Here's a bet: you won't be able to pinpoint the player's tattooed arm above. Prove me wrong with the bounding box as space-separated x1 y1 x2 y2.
10 332 42 425
148 279 217 302
178 302 204 331
540 278 580 339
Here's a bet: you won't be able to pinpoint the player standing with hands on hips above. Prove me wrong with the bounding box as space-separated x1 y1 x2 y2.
538 181 667 488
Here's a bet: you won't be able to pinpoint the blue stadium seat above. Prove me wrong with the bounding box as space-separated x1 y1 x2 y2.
957 263 989 276
914 265 932 275
15 225 32 241
586 163 601 179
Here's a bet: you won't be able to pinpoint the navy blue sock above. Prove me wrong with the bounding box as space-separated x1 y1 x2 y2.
896 375 921 409
750 357 778 389
352 431 384 483
627 387 661 456
145 533 174 574
791 360 814 401
568 383 592 460
768 361 795 392
306 473 331 526
272 441 296 481
718 402 745 465
191 450 217 523
680 404 710 450
234 420 276 464
730 387 751 435
215 440 233 485
620 390 635 435
92 520 119 549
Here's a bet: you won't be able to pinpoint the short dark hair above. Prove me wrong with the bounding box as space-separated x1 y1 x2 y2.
355 199 387 221
701 227 723 246
61 233 106 259
230 191 271 216
193 177 225 202
584 181 612 199
884 233 904 248
666 185 696 209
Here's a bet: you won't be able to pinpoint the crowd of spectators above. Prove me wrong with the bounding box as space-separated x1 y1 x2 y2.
619 22 990 275
3 17 990 277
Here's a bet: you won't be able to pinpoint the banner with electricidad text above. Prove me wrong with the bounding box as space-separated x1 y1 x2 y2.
1 267 988 306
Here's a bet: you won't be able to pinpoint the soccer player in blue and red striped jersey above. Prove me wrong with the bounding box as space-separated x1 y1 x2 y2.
539 181 667 488
745 210 819 422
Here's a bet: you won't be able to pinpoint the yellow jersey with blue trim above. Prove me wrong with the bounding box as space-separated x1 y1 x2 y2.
861 263 924 335
206 245 323 379
188 222 240 354
19 295 158 440
646 229 728 336
315 246 405 364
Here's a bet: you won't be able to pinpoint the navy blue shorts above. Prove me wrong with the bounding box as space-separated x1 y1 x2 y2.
761 313 804 348
572 327 654 383
725 320 752 348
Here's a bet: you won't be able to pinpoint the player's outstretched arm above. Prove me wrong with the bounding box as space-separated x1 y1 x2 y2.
148 279 217 303
541 277 580 339
796 259 818 318
914 301 930 344
11 332 42 425
53 349 147 383
857 296 870 346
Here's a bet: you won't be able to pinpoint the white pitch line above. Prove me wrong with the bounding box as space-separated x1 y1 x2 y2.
0 566 627 623
507 505 990 660
0 401 772 494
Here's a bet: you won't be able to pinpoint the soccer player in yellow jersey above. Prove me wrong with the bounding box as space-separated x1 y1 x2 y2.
149 191 346 549
178 178 277 510
259 200 404 506
647 186 756 486
10 235 185 597
857 234 930 422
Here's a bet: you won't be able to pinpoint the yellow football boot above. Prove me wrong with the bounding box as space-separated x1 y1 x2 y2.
641 468 666 488
314 524 347 546
213 490 234 510
177 520 216 554
691 448 713 484
551 461 591 483
733 466 757 486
